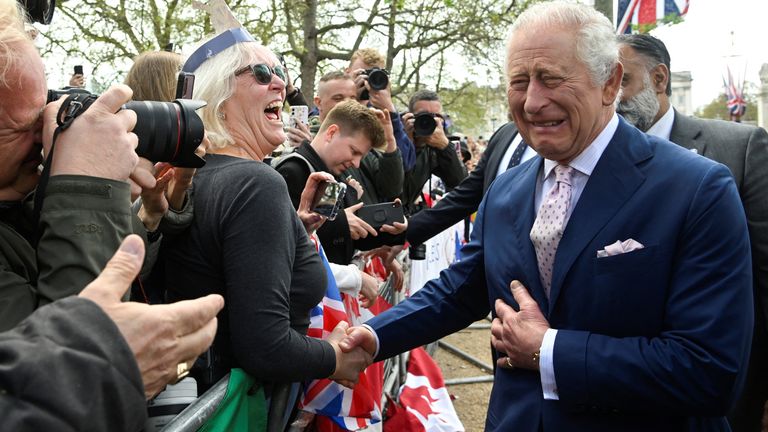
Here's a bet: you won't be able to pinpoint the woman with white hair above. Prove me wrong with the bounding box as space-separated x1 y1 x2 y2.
159 29 368 405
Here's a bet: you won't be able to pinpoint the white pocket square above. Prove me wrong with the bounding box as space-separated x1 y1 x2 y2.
596 239 644 258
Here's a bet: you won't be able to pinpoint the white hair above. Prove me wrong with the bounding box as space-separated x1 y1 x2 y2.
0 0 32 90
506 1 619 86
190 39 278 150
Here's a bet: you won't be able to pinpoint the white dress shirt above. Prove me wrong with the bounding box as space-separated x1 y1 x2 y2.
538 113 619 399
496 133 538 178
364 114 620 385
645 105 674 140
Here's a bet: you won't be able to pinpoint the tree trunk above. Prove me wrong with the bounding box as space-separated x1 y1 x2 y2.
300 0 318 108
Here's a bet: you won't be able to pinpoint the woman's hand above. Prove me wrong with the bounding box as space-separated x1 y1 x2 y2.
327 321 372 387
297 171 335 234
359 272 380 308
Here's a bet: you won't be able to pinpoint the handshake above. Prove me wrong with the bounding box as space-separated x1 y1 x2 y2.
327 323 379 388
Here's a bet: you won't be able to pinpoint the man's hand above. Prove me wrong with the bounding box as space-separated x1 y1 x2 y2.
297 172 335 234
79 235 224 399
345 177 364 200
286 121 312 148
371 108 397 153
44 85 142 184
327 321 373 388
401 112 415 142
345 202 377 240
359 272 380 308
490 280 549 371
424 116 450 150
69 73 85 88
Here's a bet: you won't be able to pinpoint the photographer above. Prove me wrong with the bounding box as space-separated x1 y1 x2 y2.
0 1 157 330
347 48 415 172
400 89 467 216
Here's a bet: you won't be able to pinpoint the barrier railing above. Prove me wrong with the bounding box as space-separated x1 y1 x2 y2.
158 374 229 432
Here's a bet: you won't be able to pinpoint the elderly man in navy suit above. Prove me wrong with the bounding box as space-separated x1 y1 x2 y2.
341 2 753 431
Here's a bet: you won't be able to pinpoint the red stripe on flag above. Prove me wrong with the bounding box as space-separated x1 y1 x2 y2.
637 0 656 25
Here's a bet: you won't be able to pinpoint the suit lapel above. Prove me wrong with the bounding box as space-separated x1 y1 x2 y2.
503 156 550 312
547 120 652 313
669 109 707 155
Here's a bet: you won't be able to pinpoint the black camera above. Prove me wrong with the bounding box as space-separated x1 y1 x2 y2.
47 88 206 168
409 242 426 260
21 0 55 24
413 112 438 137
358 68 389 100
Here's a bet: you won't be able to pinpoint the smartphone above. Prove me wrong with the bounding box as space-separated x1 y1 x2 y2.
311 181 347 221
290 105 309 128
73 65 83 75
175 72 195 99
355 201 405 230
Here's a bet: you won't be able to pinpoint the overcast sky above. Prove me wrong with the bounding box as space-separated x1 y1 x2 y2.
651 0 768 110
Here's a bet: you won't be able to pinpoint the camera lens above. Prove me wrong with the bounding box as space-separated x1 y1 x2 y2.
126 99 206 168
413 112 437 137
47 89 206 168
409 243 427 260
368 69 389 91
21 0 55 24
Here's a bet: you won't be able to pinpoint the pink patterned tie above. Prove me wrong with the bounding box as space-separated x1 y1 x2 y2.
530 165 574 297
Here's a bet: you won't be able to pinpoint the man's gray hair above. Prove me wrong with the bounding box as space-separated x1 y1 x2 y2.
507 1 619 86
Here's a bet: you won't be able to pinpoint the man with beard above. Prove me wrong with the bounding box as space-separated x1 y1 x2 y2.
617 33 768 432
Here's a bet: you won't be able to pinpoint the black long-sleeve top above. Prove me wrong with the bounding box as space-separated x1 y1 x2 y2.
162 154 334 385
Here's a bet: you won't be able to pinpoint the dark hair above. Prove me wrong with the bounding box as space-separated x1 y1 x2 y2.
408 89 440 113
617 33 671 96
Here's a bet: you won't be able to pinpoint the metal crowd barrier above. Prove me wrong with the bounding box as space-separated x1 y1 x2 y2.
159 373 230 432
159 252 412 431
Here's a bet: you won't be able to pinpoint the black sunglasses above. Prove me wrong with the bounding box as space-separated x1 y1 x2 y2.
235 63 287 85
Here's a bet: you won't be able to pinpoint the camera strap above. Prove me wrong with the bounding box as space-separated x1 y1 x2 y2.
32 95 92 245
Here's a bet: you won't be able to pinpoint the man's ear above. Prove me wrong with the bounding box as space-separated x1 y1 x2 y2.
602 62 624 106
650 63 669 94
313 96 321 109
324 123 339 142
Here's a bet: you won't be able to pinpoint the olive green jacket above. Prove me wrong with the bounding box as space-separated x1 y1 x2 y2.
0 175 133 331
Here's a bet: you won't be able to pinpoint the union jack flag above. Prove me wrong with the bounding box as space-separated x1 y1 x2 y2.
300 237 383 431
616 0 690 34
724 65 747 118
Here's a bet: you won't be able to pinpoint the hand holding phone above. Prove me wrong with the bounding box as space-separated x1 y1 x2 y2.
311 180 347 221
290 105 309 128
355 201 405 230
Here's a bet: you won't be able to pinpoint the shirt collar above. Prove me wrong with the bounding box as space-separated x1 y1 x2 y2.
645 104 674 140
542 112 619 179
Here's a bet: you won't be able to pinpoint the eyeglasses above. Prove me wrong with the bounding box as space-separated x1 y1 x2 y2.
235 63 287 85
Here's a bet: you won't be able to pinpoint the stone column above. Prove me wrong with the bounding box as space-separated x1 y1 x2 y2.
758 64 768 128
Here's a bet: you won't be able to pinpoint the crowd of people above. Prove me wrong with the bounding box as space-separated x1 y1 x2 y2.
1 0 766 431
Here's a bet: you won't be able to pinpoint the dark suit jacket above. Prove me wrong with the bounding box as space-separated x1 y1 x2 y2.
406 123 519 245
368 118 753 431
670 111 768 432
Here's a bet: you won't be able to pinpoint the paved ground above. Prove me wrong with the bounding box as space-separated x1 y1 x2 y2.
433 322 494 431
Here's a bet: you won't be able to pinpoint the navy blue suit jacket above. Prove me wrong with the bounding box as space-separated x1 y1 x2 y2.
367 118 753 431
